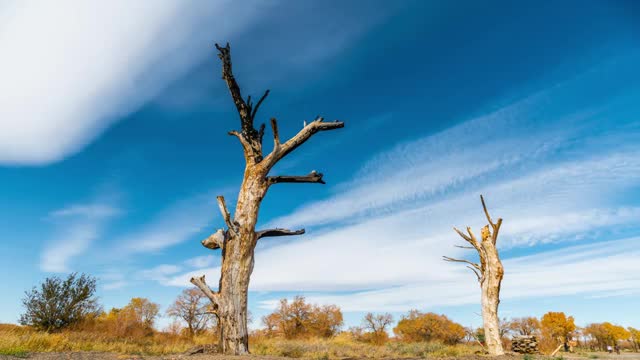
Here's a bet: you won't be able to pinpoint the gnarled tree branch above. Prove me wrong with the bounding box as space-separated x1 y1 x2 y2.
256 228 305 239
267 171 325 185
190 275 220 309
215 43 251 134
466 265 482 282
454 226 481 251
270 117 280 150
217 196 238 235
251 90 270 121
480 195 503 244
443 256 482 272
263 116 344 168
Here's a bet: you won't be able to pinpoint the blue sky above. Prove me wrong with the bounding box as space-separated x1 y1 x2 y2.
1 0 639 331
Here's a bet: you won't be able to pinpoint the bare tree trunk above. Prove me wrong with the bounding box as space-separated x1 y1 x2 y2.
481 247 504 355
189 43 344 355
444 195 505 356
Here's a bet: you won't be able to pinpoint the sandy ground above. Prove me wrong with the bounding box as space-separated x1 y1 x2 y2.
2 352 640 360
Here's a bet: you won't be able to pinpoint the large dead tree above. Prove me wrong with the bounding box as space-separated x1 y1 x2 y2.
190 43 344 355
444 195 505 356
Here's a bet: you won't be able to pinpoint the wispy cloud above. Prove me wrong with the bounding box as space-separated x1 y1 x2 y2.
41 225 99 273
257 236 640 312
118 192 224 253
161 56 640 313
269 57 640 230
0 0 264 165
41 200 120 273
137 264 182 283
48 204 121 219
184 255 217 269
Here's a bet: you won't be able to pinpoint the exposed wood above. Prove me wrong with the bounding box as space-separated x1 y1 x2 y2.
189 275 219 309
445 195 504 356
202 229 226 250
256 228 305 239
191 43 344 355
550 343 564 357
267 171 325 185
216 196 238 235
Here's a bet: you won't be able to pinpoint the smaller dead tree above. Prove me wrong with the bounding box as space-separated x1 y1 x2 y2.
362 313 393 345
167 288 216 338
443 195 504 356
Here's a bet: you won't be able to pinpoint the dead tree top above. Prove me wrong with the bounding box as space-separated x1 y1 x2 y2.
215 43 343 165
443 195 503 283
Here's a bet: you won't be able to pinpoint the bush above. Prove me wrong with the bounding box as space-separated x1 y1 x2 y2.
19 273 101 332
393 310 466 345
261 296 343 339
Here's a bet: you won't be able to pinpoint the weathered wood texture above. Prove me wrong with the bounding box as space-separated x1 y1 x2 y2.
444 195 505 356
189 43 344 355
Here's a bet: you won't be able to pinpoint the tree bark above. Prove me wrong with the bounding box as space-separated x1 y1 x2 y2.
189 43 344 354
480 225 504 356
444 195 505 356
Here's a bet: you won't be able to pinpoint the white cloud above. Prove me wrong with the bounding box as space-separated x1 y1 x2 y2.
268 59 640 230
41 198 120 273
103 281 128 291
0 0 264 164
49 203 120 219
161 58 640 313
258 236 640 312
40 224 99 273
118 192 221 253
184 255 216 268
138 264 182 283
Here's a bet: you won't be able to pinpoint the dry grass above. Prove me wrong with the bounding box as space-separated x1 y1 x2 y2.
250 333 482 359
0 324 209 356
0 324 482 358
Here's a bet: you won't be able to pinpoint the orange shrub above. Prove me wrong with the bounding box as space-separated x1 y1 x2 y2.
393 310 465 345
261 296 343 339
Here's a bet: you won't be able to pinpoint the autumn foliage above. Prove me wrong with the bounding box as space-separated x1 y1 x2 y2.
261 296 343 339
584 322 631 350
82 297 160 339
506 317 540 336
393 311 466 345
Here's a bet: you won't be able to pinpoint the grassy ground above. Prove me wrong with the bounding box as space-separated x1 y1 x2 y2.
0 324 204 356
0 324 483 358
4 324 638 359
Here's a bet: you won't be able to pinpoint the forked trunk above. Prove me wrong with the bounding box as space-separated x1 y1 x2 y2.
189 43 344 355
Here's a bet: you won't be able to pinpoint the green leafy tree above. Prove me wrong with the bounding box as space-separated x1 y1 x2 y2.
20 273 101 332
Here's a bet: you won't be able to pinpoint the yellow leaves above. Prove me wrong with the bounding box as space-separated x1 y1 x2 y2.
585 322 631 347
393 311 466 345
90 298 159 339
260 296 343 339
540 312 576 341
